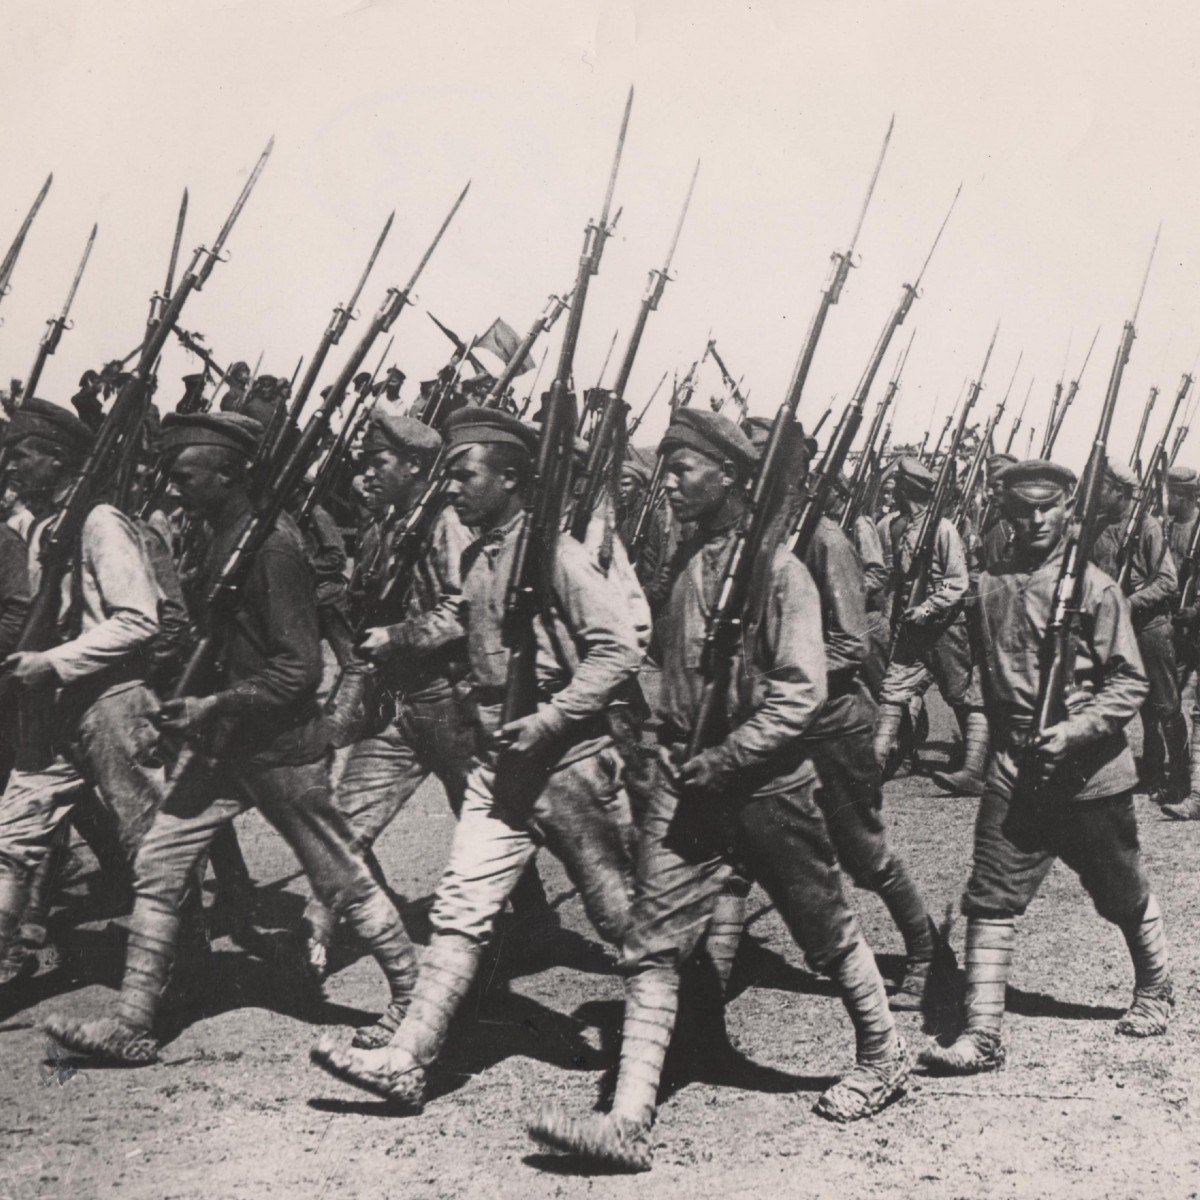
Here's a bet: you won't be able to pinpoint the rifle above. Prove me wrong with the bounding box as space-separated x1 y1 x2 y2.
1044 325 1100 456
21 224 98 402
954 401 1004 533
264 211 394 468
1029 230 1158 767
1115 369 1193 591
686 118 893 759
500 88 631 742
569 159 699 542
791 183 956 559
420 334 477 428
841 330 915 533
483 289 571 409
627 369 669 436
166 183 468 741
146 189 189 340
892 321 999 642
1129 385 1159 473
707 338 749 417
5 140 274 768
0 174 53 318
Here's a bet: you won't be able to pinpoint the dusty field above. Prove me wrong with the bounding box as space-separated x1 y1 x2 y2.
2 704 1199 1200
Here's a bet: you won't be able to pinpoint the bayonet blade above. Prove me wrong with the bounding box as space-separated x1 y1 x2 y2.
661 159 700 276
210 137 274 262
999 349 1023 411
845 115 893 261
1131 223 1161 327
598 87 634 232
164 188 188 302
1077 324 1101 379
1017 375 1035 419
913 182 961 290
402 181 470 295
976 320 1001 388
892 327 917 384
59 223 98 322
346 210 394 315
0 172 53 296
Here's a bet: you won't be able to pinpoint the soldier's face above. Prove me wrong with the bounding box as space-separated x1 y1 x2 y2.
618 468 642 505
363 448 420 511
447 445 515 528
1168 485 1195 520
167 446 235 517
1007 492 1071 556
8 439 68 499
663 447 735 524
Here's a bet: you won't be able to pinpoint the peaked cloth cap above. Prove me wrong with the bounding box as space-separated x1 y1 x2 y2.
894 455 936 499
1001 459 1077 502
1168 465 1199 489
3 397 93 461
660 408 757 474
1104 460 1138 488
159 412 263 459
443 405 539 458
364 413 442 457
987 452 1018 474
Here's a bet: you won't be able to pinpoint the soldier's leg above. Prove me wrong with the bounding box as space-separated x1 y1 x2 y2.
733 775 909 1122
311 759 544 1107
245 759 418 1046
528 754 730 1171
926 619 987 782
298 719 428 982
0 759 87 985
1137 622 1186 804
809 730 939 1008
876 649 934 777
44 778 242 1064
1050 793 1172 1036
1165 660 1200 817
532 743 633 945
920 778 1056 1074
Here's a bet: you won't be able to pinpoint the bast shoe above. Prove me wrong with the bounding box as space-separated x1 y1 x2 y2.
43 1015 160 1066
814 1038 910 1122
310 1034 426 1111
1115 981 1174 1038
528 1106 653 1173
918 1028 1005 1075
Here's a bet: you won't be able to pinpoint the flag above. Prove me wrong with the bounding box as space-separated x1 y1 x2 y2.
476 317 532 375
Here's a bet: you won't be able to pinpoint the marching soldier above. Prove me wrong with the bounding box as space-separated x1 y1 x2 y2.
45 412 416 1063
1091 461 1184 805
922 460 1172 1075
528 410 909 1172
1163 464 1200 819
295 412 479 1032
875 456 987 790
0 400 166 985
311 405 642 1110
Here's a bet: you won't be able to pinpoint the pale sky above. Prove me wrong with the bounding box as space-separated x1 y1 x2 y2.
3 0 1200 470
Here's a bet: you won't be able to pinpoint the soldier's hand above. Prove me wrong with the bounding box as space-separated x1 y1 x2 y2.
904 603 935 627
357 627 391 657
1031 722 1072 765
2 651 59 688
494 713 549 756
157 695 221 737
676 749 729 796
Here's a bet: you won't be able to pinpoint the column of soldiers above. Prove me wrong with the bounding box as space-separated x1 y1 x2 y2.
0 365 1183 1174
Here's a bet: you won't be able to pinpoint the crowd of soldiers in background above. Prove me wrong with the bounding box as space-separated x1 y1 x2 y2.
0 109 1190 1174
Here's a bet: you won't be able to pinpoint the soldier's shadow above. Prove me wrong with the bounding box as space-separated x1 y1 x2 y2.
1005 985 1124 1021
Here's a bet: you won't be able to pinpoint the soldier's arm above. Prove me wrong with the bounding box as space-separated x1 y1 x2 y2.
921 519 970 614
700 551 828 778
806 527 867 679
1129 518 1178 610
41 506 160 683
535 539 640 736
0 525 30 658
854 513 888 602
1061 572 1149 742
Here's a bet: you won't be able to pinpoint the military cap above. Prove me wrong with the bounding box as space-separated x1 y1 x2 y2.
364 413 442 457
829 470 853 498
1168 465 1199 490
987 452 1017 475
159 412 263 459
2 397 93 462
1001 459 1077 502
660 408 757 474
893 455 936 498
443 405 539 457
741 415 774 455
1104 459 1138 488
620 446 656 486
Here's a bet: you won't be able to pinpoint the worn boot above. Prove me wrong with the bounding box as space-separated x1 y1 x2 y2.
340 889 418 1049
43 902 177 1066
1140 711 1167 799
1116 896 1174 1037
874 703 906 776
931 710 990 797
311 931 480 1109
815 937 909 1121
528 969 677 1172
919 916 1013 1074
871 858 937 1010
1162 720 1200 817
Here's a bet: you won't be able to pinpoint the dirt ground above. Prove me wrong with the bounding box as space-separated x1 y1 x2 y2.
2 701 1199 1200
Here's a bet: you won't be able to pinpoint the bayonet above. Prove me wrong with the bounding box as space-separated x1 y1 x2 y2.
196 138 274 289
0 173 53 313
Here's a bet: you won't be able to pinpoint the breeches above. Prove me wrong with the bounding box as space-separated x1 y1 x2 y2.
808 728 891 886
880 619 976 708
964 785 1149 925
